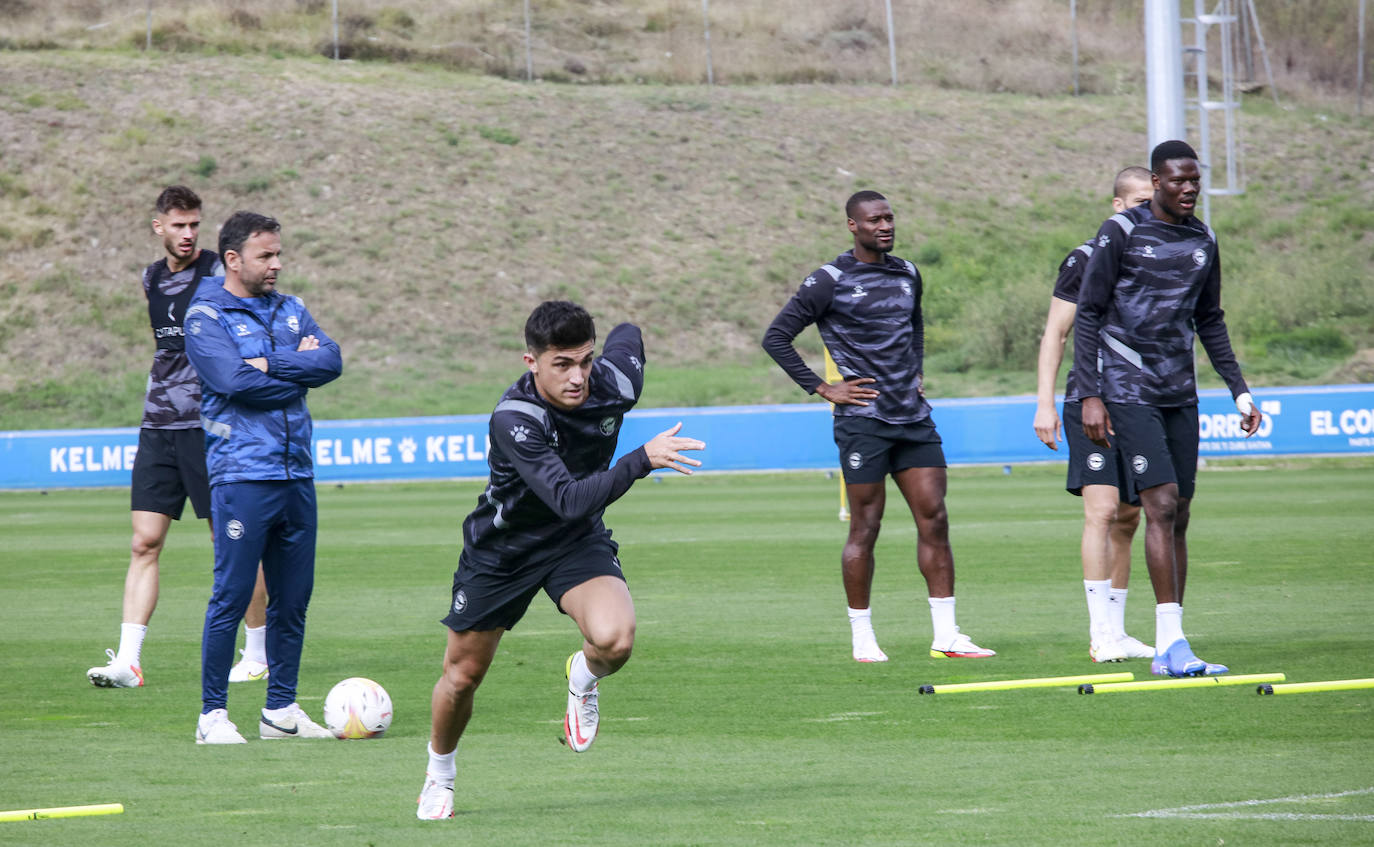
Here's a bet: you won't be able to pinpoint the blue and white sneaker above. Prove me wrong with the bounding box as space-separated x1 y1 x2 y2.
1150 638 1228 677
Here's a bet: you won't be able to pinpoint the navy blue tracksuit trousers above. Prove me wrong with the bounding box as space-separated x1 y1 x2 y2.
202 479 317 713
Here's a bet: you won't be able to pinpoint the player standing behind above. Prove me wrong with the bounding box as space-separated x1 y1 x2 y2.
185 211 343 742
1074 141 1263 678
87 186 270 689
1033 167 1154 663
417 301 705 820
762 191 993 664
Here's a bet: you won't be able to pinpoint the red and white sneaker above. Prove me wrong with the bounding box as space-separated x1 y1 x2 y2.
563 652 600 752
88 649 144 688
930 629 996 659
416 774 455 820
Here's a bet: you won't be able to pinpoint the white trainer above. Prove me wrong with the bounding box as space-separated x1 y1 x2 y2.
229 651 269 683
852 633 889 663
1090 638 1128 663
416 774 455 820
563 652 599 752
196 708 247 744
88 648 144 688
930 628 996 659
260 703 335 739
1118 634 1155 658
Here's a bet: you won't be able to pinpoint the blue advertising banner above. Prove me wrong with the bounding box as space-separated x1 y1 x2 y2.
3 384 1371 490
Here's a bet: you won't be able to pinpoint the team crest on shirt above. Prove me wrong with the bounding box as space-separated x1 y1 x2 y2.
510 425 530 443
1132 455 1149 475
287 316 300 333
453 590 468 614
599 417 618 436
226 519 244 540
1086 452 1105 471
1192 248 1207 266
847 452 863 470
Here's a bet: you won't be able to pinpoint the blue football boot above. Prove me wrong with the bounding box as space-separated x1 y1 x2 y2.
1150 638 1229 677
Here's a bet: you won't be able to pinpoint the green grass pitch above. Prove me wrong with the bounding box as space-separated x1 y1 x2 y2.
2 462 1372 846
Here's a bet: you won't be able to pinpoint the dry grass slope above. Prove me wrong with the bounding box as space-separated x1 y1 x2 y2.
0 3 1371 429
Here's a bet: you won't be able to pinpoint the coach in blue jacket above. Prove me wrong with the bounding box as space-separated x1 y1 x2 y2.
184 211 343 744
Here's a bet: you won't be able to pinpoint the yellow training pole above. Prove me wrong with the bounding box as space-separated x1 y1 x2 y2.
918 672 1133 694
823 347 848 521
0 803 124 822
1258 678 1374 695
1079 673 1285 694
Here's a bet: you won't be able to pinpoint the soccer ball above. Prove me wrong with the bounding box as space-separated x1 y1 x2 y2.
323 677 393 739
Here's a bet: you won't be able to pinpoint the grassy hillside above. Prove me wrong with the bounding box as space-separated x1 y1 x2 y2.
0 47 1371 430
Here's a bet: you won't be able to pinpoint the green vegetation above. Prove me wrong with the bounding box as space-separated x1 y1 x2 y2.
2 462 1372 845
0 16 1370 430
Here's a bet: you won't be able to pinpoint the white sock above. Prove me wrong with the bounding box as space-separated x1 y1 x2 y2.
242 625 267 664
1084 580 1112 642
928 596 957 644
1108 587 1129 640
1155 602 1185 650
567 650 601 695
847 607 887 660
116 622 147 666
427 742 457 782
847 606 875 638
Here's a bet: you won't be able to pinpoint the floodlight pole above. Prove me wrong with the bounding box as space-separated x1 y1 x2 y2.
1145 0 1186 151
1071 0 1080 96
332 0 339 61
524 0 534 81
884 0 898 85
702 0 714 86
1359 0 1367 116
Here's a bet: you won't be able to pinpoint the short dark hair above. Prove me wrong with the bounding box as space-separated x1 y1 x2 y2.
1150 140 1198 173
1113 166 1152 199
525 300 596 354
845 190 888 221
156 185 201 215
218 211 281 260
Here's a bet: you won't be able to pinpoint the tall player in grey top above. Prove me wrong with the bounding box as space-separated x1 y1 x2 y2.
764 191 993 664
1074 141 1262 678
417 301 705 820
87 186 269 689
1033 167 1153 664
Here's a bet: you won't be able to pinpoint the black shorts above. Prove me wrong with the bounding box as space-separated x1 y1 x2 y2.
1062 401 1140 506
130 427 210 520
1105 403 1200 500
441 535 626 633
833 415 946 485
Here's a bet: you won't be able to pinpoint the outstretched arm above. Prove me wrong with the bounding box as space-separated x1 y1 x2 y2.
1034 296 1076 450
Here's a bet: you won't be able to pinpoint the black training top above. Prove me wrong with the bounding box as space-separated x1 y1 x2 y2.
1073 204 1248 407
140 250 222 430
762 250 931 425
460 323 652 566
1051 238 1096 403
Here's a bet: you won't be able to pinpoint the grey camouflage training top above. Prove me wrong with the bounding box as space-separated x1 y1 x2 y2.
1073 204 1248 407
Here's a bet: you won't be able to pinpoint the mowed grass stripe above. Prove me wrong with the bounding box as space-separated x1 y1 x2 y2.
1 462 1371 846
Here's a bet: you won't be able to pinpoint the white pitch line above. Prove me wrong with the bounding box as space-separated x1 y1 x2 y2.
1120 787 1374 821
